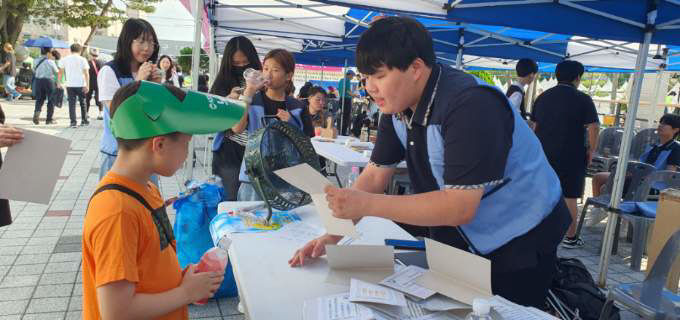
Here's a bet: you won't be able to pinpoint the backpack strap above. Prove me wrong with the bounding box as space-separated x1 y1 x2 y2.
89 184 154 212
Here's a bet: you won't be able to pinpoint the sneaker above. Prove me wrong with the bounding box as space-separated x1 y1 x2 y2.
70 123 78 128
561 237 585 249
97 115 103 120
46 120 57 125
81 120 90 126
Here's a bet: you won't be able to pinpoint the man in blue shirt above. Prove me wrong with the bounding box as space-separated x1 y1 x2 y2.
289 17 571 308
337 69 357 135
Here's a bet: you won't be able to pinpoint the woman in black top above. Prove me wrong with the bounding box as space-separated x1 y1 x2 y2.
210 36 262 200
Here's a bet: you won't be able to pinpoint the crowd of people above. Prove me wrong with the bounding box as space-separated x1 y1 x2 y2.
0 11 678 320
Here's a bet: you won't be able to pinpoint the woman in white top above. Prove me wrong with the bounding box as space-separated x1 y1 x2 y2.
96 18 162 183
157 55 179 87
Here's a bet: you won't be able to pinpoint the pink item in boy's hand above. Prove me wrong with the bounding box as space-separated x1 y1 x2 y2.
194 247 228 305
314 127 322 136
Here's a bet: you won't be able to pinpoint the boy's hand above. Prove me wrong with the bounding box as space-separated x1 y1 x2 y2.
179 264 225 304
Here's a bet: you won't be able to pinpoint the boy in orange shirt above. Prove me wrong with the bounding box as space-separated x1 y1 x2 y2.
83 80 246 319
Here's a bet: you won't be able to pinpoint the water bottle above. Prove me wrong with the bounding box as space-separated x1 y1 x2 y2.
347 166 360 187
243 68 269 88
194 247 229 305
464 299 493 320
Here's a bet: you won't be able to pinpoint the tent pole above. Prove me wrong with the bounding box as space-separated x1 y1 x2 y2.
340 59 347 135
597 26 653 288
185 0 203 183
456 28 464 70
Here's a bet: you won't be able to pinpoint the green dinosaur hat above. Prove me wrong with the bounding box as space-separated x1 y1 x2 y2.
110 81 246 140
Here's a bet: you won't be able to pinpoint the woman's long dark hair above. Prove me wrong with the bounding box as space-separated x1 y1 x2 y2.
210 36 261 97
157 55 174 83
113 18 159 76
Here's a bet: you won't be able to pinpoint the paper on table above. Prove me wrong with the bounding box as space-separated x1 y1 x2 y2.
302 292 374 320
415 238 493 305
275 164 357 237
380 265 436 300
326 244 395 285
272 221 325 245
417 294 470 312
358 298 429 320
0 129 71 204
349 278 407 307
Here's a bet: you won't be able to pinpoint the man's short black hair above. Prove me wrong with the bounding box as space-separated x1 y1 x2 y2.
70 43 81 53
556 60 585 83
660 113 680 138
40 47 52 55
356 16 435 75
110 81 185 151
516 58 538 77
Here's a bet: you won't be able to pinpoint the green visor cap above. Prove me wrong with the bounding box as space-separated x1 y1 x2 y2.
110 80 246 140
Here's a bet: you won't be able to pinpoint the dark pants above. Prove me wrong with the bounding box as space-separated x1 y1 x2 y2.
86 82 101 113
67 87 87 125
0 153 10 227
338 97 352 136
430 199 571 308
33 78 56 121
212 137 246 201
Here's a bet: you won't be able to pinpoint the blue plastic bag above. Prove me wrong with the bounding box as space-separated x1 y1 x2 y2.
173 180 238 298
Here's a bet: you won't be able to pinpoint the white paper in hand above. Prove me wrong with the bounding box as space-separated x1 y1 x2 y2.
275 163 357 237
0 129 71 204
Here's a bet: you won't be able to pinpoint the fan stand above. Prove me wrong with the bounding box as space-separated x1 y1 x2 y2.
251 176 274 225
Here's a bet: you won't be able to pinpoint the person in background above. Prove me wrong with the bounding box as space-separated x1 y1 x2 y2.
506 58 538 120
175 63 185 88
86 48 104 120
531 60 599 249
157 55 180 87
233 48 311 201
97 18 162 182
337 69 358 135
61 43 90 128
51 50 66 111
210 36 262 201
198 74 209 93
32 47 59 125
297 81 313 102
302 86 331 137
591 113 680 199
1 43 20 101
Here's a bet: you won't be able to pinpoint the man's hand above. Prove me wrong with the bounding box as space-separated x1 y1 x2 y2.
83 86 89 94
0 126 23 147
288 234 343 267
325 185 371 221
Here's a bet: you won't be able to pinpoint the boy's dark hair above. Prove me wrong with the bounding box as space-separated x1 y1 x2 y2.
308 86 327 98
114 18 159 76
70 43 81 53
660 113 680 138
51 50 61 60
556 60 585 83
356 16 435 75
109 81 184 150
516 58 538 77
40 47 52 55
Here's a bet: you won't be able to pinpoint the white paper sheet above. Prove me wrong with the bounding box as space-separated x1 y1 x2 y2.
275 164 357 237
349 278 407 307
0 129 71 204
489 295 558 320
417 294 470 312
272 221 325 245
380 265 436 300
303 293 374 320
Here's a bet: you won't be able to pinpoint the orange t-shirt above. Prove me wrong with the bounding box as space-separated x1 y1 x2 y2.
82 172 188 320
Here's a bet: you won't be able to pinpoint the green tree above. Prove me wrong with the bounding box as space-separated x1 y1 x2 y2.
177 47 209 74
0 0 59 46
467 70 495 86
51 0 162 45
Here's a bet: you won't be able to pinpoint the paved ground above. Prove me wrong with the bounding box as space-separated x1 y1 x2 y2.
0 97 648 319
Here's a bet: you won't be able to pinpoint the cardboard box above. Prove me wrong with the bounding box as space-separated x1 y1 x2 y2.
646 188 680 292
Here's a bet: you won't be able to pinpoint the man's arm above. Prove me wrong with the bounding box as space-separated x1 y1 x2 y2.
83 66 90 93
587 122 599 163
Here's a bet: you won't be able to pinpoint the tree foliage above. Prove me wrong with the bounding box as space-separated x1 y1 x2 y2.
177 47 209 74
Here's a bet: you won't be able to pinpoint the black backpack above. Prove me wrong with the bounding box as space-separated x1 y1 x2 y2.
549 258 620 320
